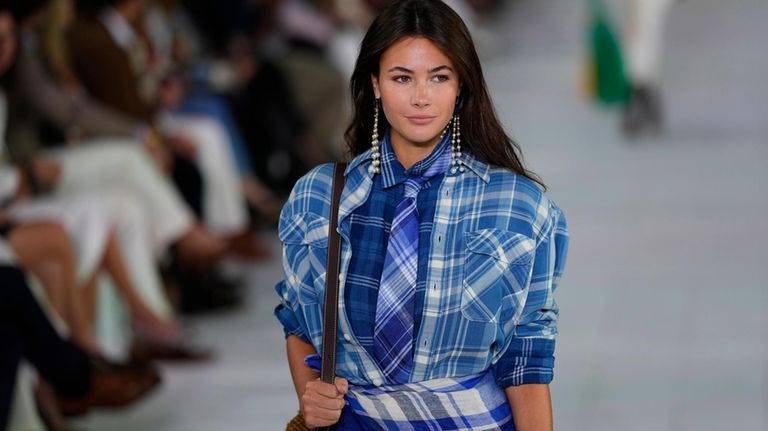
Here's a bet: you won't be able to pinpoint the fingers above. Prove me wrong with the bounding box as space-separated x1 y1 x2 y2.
306 379 343 399
301 379 346 428
335 377 349 395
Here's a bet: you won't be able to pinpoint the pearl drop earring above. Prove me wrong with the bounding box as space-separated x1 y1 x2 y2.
450 113 464 173
371 100 381 174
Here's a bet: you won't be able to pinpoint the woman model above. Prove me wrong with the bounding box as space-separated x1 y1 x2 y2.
275 1 569 429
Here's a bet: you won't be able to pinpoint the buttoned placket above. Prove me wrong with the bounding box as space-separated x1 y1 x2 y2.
335 167 389 386
334 152 475 384
410 172 460 380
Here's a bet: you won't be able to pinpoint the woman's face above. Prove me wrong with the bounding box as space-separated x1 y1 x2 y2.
372 37 460 156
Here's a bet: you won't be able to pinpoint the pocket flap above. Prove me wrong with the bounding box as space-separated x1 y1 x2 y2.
464 229 535 265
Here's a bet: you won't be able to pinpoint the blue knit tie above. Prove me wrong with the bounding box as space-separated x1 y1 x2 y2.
373 137 451 384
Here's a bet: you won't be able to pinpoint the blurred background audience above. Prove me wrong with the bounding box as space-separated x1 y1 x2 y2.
0 0 377 429
1 0 429 428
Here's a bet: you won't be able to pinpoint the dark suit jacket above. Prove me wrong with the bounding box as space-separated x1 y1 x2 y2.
69 18 154 123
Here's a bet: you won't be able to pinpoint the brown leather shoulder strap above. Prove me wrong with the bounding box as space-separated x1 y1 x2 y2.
320 163 346 386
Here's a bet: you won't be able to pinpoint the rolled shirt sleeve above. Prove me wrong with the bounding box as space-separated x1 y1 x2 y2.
493 198 569 388
274 279 310 342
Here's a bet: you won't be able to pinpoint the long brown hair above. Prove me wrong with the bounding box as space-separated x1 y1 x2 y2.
345 0 545 190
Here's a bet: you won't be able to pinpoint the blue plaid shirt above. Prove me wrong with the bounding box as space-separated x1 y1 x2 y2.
275 137 569 388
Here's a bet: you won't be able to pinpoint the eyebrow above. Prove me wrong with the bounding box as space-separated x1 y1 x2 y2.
386 65 454 74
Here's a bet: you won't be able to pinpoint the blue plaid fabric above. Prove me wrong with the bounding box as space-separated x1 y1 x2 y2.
344 132 446 369
275 139 569 394
373 133 451 384
304 353 514 430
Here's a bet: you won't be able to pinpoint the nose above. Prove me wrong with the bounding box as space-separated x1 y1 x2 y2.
411 82 430 108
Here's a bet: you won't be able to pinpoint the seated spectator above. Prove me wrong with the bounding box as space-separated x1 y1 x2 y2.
1 0 213 359
66 0 256 240
0 261 161 431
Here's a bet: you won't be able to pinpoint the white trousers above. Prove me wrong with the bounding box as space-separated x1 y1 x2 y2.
160 114 248 235
626 0 673 84
50 139 192 257
9 141 185 318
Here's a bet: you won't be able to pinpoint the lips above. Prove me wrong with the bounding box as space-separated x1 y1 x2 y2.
405 115 437 125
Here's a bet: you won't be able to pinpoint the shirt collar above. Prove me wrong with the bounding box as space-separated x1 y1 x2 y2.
457 151 491 183
378 129 450 189
346 135 491 184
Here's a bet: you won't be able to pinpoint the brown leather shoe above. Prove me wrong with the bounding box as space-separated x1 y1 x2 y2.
35 380 72 431
225 231 271 260
57 360 162 416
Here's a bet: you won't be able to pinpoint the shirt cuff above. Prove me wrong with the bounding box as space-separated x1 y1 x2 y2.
493 338 556 388
274 303 309 342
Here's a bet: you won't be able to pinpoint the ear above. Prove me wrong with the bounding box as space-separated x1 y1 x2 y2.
371 74 381 99
455 85 465 111
455 95 464 113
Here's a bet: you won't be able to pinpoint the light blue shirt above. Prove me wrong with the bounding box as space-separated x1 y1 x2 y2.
275 147 569 387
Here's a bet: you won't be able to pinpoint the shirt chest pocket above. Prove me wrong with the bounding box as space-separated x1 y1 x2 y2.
280 213 330 305
461 229 536 322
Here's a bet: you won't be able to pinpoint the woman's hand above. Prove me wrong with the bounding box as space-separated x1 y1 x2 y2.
300 377 349 428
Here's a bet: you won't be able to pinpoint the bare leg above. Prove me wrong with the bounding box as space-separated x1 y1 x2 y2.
174 222 227 267
97 231 182 344
7 223 98 353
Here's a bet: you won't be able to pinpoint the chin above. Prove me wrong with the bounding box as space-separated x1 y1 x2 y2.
397 126 444 147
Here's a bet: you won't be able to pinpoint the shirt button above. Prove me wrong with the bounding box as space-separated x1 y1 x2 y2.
343 333 352 342
282 292 289 301
372 377 383 386
437 235 442 243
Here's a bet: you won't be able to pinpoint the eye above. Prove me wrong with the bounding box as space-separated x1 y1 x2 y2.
432 75 450 83
393 75 411 83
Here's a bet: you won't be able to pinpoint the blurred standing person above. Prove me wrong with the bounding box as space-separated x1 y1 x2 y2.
622 0 674 136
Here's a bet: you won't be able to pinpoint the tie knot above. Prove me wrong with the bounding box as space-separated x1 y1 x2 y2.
400 141 451 198
403 178 422 198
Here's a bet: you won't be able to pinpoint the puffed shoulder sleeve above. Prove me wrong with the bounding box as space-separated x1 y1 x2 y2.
274 176 310 342
273 164 335 343
493 197 569 387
